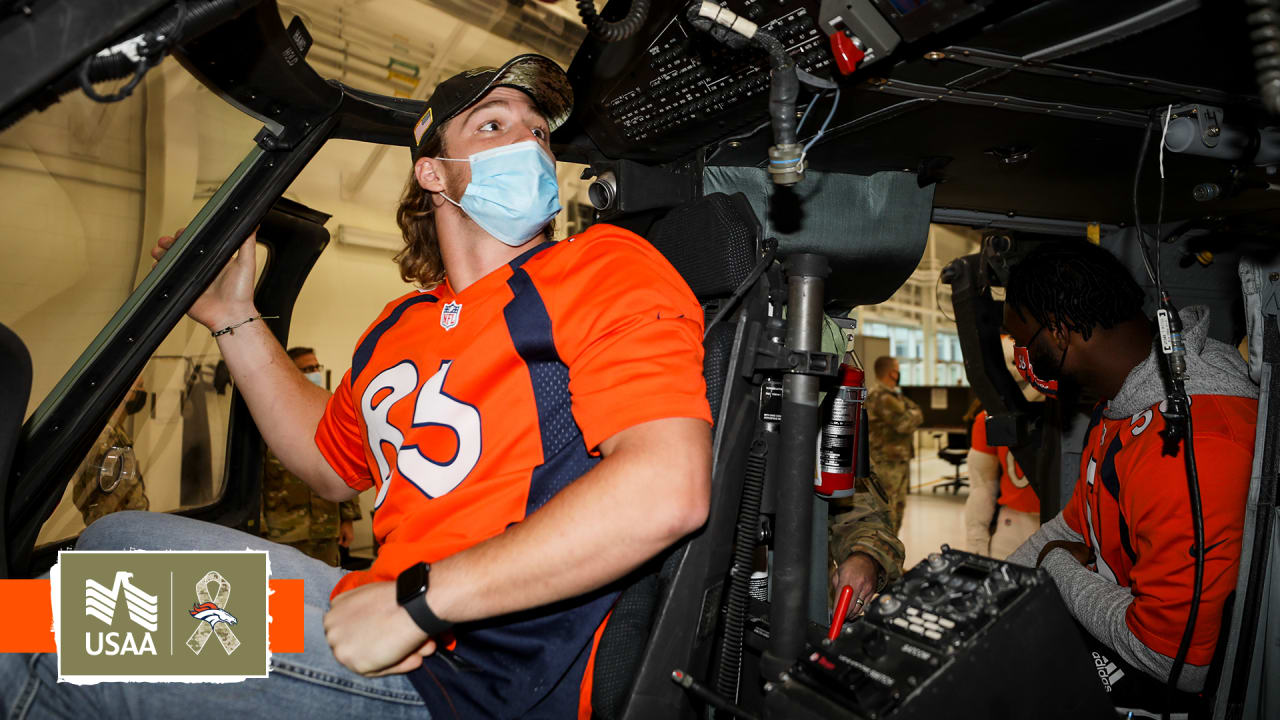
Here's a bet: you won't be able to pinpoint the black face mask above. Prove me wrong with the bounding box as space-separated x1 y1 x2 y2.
1027 326 1069 383
123 390 147 416
891 372 901 385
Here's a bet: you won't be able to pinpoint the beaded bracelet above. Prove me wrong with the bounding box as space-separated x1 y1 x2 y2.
211 315 278 337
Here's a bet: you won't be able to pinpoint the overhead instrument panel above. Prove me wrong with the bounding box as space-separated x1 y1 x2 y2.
619 11 817 139
567 1 846 161
564 0 995 162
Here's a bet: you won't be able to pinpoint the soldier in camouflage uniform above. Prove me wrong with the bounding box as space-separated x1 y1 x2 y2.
261 449 362 566
828 471 905 616
260 347 362 567
867 356 924 533
72 383 150 526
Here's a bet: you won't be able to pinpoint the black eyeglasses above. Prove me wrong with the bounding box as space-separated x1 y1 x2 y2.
298 364 323 374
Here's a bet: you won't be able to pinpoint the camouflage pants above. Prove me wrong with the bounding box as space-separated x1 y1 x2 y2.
872 459 910 533
283 538 341 567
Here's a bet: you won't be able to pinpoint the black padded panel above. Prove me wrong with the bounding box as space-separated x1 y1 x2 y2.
0 322 32 576
646 192 760 302
0 323 31 487
703 310 735 428
592 573 660 720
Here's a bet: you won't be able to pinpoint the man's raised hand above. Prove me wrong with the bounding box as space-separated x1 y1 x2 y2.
151 229 259 331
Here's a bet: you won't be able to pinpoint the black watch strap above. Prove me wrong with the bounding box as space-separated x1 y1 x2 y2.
402 592 452 636
396 562 452 636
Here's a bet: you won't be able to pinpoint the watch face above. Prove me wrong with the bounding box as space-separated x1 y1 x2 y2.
397 562 429 605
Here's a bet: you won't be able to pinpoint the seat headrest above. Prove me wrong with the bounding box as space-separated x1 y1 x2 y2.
645 193 760 302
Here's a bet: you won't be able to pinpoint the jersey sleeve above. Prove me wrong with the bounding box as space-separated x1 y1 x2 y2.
314 369 374 492
1120 428 1252 665
549 233 712 452
970 411 995 456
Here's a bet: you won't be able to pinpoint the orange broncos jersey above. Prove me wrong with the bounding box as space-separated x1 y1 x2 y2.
1062 395 1255 666
970 410 1040 515
314 224 711 718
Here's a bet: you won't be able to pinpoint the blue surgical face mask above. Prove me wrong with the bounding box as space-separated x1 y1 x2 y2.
304 371 325 388
436 140 561 247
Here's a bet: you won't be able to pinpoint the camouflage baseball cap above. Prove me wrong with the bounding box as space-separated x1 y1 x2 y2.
410 53 573 162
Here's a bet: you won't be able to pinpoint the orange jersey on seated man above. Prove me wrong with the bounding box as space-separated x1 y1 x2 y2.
1008 305 1257 701
1063 394 1255 667
315 224 712 718
1001 239 1257 708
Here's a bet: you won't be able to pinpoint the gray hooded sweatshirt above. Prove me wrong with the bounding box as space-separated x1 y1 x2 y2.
1007 306 1257 693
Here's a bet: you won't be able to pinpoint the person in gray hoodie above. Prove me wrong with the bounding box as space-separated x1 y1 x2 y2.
1001 241 1257 714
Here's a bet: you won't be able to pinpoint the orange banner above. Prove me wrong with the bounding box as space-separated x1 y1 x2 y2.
0 579 304 653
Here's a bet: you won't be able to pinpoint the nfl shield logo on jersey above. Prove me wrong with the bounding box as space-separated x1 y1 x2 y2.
441 301 462 331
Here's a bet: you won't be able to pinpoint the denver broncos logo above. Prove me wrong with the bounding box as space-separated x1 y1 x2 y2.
189 601 238 630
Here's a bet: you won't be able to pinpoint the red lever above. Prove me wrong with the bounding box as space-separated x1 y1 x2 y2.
829 585 854 640
829 32 865 75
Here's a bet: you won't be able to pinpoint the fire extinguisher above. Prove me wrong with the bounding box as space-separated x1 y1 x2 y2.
817 354 867 499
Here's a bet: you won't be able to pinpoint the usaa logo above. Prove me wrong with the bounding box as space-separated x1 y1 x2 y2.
83 571 158 656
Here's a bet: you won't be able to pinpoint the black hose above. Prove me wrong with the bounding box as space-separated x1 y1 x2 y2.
715 438 769 702
752 29 798 147
1131 117 1161 287
1158 307 1204 709
577 0 650 43
1166 402 1204 699
682 2 797 149
1248 0 1280 115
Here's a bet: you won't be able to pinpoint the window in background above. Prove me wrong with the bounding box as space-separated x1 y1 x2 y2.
899 360 925 385
864 322 890 338
936 331 968 386
867 324 925 384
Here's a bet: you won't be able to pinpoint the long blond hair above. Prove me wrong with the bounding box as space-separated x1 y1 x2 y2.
395 132 447 289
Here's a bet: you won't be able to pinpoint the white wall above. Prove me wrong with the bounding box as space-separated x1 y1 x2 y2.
0 88 146 416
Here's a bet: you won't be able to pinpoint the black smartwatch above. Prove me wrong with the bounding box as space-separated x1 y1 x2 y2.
396 562 452 635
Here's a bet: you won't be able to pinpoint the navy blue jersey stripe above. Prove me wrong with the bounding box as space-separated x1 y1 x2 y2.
1098 434 1139 566
503 263 600 513
405 249 615 719
510 240 553 270
1085 404 1106 439
351 294 438 383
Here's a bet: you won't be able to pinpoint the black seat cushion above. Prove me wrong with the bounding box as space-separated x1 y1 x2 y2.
645 193 760 303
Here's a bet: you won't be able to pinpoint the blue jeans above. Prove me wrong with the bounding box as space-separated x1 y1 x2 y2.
0 512 429 720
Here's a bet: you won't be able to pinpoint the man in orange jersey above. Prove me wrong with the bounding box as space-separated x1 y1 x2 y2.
1003 242 1256 713
3 56 711 719
964 408 1040 559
